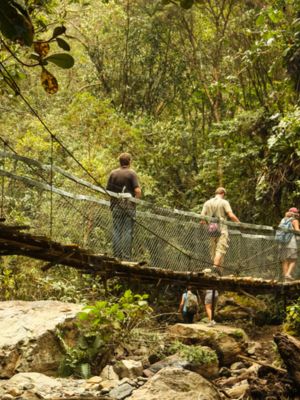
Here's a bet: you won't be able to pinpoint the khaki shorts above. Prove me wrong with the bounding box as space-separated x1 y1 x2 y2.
205 290 219 304
210 231 229 259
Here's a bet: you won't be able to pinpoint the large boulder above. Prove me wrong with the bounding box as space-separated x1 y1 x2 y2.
0 372 103 399
127 366 221 400
167 322 248 366
0 301 82 377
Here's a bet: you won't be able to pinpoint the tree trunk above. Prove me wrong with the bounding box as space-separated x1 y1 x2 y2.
274 333 300 387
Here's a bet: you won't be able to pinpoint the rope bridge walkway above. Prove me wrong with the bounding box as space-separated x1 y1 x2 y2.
0 151 299 295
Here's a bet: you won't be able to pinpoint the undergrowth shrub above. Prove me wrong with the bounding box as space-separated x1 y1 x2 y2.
57 289 152 378
168 340 217 366
284 297 300 337
0 257 105 302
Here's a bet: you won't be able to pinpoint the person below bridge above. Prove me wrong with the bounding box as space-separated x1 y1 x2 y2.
178 286 199 324
106 153 141 260
204 289 219 327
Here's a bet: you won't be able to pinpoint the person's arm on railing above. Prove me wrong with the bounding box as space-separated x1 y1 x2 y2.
134 187 141 199
227 211 240 223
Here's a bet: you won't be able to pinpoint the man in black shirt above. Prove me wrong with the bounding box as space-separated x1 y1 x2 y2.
107 153 141 260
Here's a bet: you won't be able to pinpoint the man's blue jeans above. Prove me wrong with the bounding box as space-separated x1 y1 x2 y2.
112 206 135 260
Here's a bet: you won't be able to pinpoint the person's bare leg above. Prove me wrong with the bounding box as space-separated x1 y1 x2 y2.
213 253 224 276
287 260 296 277
205 304 212 321
213 253 223 267
282 260 289 277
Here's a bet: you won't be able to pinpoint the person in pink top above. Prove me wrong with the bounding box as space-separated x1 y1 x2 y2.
279 207 299 281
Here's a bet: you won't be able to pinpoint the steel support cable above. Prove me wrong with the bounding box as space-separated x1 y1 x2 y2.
227 242 282 274
0 137 98 231
0 141 6 218
50 135 53 238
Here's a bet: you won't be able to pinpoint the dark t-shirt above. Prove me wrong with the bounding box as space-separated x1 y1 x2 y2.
107 167 139 208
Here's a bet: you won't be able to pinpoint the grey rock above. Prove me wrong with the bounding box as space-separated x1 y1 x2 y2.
109 383 134 400
230 361 245 370
0 301 82 377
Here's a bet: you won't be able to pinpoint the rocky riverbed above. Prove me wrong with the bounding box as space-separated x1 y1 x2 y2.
0 300 299 400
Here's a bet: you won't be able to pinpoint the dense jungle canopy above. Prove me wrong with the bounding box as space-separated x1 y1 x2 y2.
0 0 300 225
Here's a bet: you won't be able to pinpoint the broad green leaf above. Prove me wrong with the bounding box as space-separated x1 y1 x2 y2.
267 9 283 24
256 14 265 27
79 363 91 379
44 53 75 69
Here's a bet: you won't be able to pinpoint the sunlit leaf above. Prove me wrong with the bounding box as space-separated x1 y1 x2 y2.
79 363 91 379
34 41 50 57
56 37 71 51
267 9 283 24
44 53 75 69
256 14 265 27
41 68 58 94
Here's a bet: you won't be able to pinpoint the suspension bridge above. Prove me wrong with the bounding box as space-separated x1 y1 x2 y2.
0 149 299 296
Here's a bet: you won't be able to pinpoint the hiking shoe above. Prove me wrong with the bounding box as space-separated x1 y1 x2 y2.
207 320 216 327
212 266 223 277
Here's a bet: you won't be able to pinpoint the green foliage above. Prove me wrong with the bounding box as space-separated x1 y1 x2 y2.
0 0 75 94
169 340 217 365
58 290 152 377
0 256 106 302
230 329 245 340
0 0 299 233
0 262 15 300
284 297 300 338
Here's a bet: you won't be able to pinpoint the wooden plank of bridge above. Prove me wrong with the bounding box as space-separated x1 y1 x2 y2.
0 222 299 296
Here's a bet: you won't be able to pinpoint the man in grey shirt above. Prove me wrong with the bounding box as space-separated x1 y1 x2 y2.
201 187 239 274
107 153 141 260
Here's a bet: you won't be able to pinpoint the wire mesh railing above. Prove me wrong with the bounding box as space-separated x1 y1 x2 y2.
0 151 299 282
